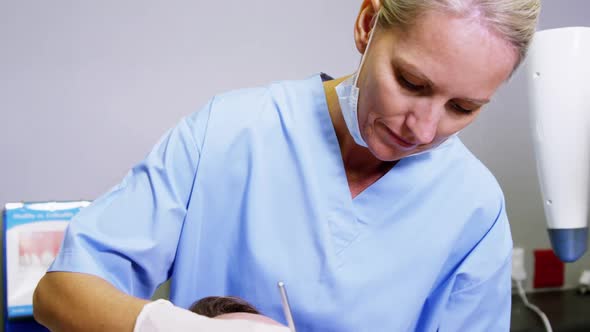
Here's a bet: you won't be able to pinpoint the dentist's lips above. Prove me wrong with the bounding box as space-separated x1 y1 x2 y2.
383 126 417 149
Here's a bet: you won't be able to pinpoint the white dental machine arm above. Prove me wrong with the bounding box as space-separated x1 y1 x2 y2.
527 27 590 262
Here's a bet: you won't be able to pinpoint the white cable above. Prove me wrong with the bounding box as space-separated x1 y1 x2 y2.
515 279 553 332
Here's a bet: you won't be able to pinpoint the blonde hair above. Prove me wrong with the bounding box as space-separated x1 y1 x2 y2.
378 0 541 69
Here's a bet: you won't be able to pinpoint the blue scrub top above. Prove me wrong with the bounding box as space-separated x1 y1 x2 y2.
50 74 512 331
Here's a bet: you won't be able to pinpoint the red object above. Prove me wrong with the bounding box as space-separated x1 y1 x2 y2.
533 249 565 288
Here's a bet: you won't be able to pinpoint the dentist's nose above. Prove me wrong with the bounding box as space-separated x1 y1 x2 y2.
404 99 443 144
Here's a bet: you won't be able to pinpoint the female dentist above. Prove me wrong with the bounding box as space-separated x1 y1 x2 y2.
34 0 541 331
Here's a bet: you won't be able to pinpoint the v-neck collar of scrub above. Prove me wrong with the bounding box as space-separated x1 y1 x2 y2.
313 75 400 204
304 73 457 267
310 74 456 225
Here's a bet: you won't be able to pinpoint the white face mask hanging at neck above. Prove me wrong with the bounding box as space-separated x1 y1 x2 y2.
334 12 379 148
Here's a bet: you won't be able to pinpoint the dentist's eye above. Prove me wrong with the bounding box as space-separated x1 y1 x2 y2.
450 102 474 114
398 75 426 92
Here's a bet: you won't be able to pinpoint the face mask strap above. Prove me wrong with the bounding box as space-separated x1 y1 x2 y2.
353 10 381 88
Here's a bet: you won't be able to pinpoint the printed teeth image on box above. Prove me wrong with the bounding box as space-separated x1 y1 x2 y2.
3 201 88 321
18 229 65 266
7 221 68 311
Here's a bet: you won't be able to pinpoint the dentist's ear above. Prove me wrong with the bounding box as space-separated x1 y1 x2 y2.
370 0 381 10
354 0 381 54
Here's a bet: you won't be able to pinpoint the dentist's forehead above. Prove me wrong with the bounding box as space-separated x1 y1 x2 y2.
390 10 517 97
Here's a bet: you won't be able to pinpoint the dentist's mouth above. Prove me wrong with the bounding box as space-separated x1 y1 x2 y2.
383 126 417 149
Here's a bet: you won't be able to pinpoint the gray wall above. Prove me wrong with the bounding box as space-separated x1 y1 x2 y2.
0 0 359 204
1 1 589 313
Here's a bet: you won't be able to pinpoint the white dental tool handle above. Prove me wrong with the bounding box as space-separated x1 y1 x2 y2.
277 281 296 332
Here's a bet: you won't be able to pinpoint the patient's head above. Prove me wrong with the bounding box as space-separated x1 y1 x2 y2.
189 296 284 326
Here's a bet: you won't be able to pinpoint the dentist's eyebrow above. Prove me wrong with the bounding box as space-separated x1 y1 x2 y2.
395 57 492 105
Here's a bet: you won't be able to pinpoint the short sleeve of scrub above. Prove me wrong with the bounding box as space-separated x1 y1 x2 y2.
48 99 213 299
438 200 512 331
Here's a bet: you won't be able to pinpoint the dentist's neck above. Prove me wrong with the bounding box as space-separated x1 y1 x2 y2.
323 76 394 178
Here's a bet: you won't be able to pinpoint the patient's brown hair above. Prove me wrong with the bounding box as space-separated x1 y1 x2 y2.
189 296 260 318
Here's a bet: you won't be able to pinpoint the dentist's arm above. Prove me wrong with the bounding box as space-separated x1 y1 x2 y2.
34 272 290 332
33 272 149 332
